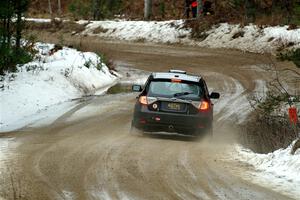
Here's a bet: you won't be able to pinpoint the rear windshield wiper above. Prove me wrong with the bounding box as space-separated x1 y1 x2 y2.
173 92 193 97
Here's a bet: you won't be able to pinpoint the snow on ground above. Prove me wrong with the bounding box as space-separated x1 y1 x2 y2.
0 43 117 132
26 18 52 23
25 18 300 53
199 23 300 54
64 65 149 122
233 140 300 200
114 64 150 86
80 20 300 54
207 71 267 124
80 20 191 44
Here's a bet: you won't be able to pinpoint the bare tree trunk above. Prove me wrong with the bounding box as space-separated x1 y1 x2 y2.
57 0 62 17
6 18 11 47
197 0 203 18
48 0 53 17
15 0 22 52
144 0 152 20
93 0 101 20
291 138 300 155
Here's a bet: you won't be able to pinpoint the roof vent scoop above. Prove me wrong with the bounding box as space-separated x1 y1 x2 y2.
169 69 187 74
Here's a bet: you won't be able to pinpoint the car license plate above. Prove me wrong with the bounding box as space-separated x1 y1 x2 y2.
167 103 181 111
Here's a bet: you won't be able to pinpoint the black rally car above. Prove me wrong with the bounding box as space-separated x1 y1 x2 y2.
131 70 220 137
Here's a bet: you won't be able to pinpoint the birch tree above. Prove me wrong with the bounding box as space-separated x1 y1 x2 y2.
57 0 61 16
48 0 52 16
144 0 152 20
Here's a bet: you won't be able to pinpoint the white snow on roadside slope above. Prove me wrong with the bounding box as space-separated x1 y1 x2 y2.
200 23 300 53
0 43 117 132
233 141 300 200
26 18 300 53
80 20 300 54
81 20 191 44
26 18 52 23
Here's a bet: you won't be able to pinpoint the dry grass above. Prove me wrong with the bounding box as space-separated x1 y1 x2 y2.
240 113 298 153
26 20 85 34
92 26 109 34
255 14 285 26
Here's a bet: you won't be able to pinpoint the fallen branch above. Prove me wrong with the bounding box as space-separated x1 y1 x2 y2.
291 138 300 155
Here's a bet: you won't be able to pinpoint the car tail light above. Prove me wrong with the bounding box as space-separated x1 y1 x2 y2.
199 101 210 111
139 96 148 105
139 96 157 105
140 118 147 124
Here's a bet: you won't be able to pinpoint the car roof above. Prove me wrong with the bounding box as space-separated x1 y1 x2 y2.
152 72 201 82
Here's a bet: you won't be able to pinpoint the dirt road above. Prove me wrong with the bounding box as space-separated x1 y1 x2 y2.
0 39 298 200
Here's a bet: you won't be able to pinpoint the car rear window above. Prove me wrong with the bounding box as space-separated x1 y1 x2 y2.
147 80 203 100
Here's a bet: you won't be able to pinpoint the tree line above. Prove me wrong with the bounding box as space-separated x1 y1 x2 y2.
33 0 122 20
33 0 300 24
0 0 32 75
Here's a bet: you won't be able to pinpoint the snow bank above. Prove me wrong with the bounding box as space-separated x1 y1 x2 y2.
200 23 300 53
80 20 300 54
80 20 191 44
26 18 300 53
26 18 52 23
234 140 300 199
0 43 117 132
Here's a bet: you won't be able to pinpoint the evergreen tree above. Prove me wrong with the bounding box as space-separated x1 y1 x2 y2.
0 0 30 75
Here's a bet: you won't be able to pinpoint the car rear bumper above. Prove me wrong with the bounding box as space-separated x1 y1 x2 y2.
132 105 212 135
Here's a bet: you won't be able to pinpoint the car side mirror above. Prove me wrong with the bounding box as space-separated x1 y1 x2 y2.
132 85 142 92
210 92 220 99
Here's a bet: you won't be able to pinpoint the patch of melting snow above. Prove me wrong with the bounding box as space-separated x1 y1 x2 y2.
206 71 249 124
115 64 150 86
1 101 78 131
212 75 267 124
96 191 112 200
65 93 135 122
233 140 300 199
0 42 117 132
62 190 76 200
117 192 134 200
216 78 248 123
